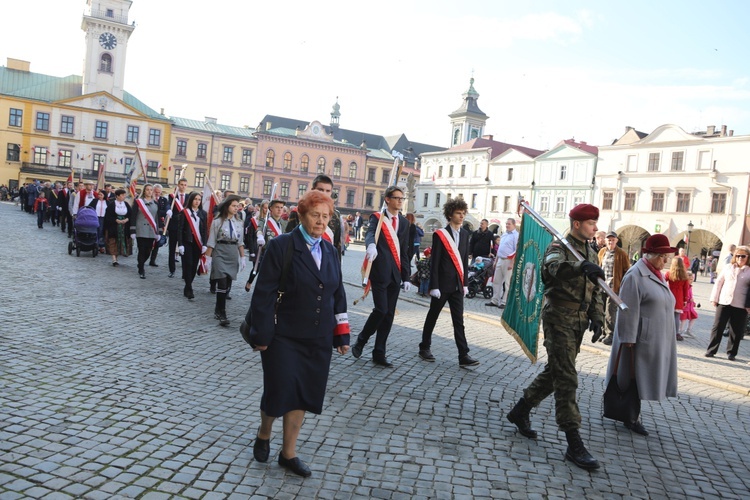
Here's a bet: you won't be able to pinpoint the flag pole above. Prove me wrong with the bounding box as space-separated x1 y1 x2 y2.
250 183 278 280
162 164 188 235
517 195 627 311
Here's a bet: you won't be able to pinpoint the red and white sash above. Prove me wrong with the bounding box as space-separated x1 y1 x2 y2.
135 198 159 236
322 226 334 244
434 228 464 284
173 193 186 212
184 210 203 246
373 212 401 272
267 217 282 237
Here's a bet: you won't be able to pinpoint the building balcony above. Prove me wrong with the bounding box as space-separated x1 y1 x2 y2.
20 163 168 186
86 9 129 25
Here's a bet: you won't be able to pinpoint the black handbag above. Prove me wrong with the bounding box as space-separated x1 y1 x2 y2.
603 345 640 423
240 235 294 346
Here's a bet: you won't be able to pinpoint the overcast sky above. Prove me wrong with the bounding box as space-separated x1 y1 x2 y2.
3 0 750 150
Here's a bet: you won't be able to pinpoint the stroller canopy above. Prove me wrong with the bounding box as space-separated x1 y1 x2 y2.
75 206 100 232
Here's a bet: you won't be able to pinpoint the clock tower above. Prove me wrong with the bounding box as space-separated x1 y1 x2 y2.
81 0 135 99
448 78 489 147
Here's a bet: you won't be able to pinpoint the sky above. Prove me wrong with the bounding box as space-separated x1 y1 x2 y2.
3 0 750 151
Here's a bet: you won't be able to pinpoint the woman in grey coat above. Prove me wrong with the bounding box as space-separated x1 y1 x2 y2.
205 195 245 326
130 184 160 279
606 234 678 436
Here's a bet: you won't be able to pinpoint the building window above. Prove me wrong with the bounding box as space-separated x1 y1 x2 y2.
280 182 290 198
36 112 50 131
363 191 373 207
676 192 691 212
671 151 684 171
263 179 272 196
504 196 511 212
9 108 22 127
711 192 727 214
58 150 72 168
148 128 161 147
540 196 549 214
6 143 20 162
265 149 275 168
491 196 498 212
127 125 139 143
560 165 567 181
423 192 428 207
195 172 205 188
508 168 514 181
368 168 376 182
435 193 441 208
197 143 207 159
461 164 466 177
124 157 133 175
146 160 159 178
220 173 231 190
648 153 660 172
623 192 636 211
176 140 187 156
471 193 478 209
283 152 292 170
555 196 565 214
449 165 454 177
349 162 357 179
573 196 583 206
346 189 355 206
333 159 342 177
100 53 112 73
300 154 309 173
317 157 325 173
60 115 74 135
95 120 108 139
223 146 234 163
438 165 443 178
173 169 184 185
381 170 389 184
602 191 613 210
651 192 665 212
93 153 106 172
298 183 308 198
242 149 252 165
626 155 637 172
33 146 47 164
106 8 114 17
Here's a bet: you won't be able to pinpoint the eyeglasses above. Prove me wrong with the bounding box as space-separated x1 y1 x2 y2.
388 196 405 201
737 255 749 259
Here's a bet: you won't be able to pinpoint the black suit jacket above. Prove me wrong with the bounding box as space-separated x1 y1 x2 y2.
177 208 208 247
168 193 188 232
429 227 469 294
365 211 411 285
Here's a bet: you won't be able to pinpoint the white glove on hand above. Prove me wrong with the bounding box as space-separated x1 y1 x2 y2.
463 286 469 297
154 235 160 242
131 234 136 240
402 282 412 292
201 245 207 254
205 256 212 270
57 206 62 211
178 245 185 255
239 258 246 272
166 209 173 217
366 243 378 261
257 235 266 246
430 289 441 299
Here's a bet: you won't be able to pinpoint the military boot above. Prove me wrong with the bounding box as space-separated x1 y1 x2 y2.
507 398 538 439
564 430 600 470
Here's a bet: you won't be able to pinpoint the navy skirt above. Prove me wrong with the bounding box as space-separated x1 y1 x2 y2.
260 334 333 417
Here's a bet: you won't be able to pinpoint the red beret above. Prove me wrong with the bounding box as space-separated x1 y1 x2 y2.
569 204 599 221
642 234 677 254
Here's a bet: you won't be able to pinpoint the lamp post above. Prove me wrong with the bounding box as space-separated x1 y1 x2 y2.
686 221 694 256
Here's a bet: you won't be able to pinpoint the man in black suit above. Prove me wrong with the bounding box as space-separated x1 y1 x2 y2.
59 181 73 236
470 219 493 259
351 186 411 367
418 198 479 367
167 178 189 278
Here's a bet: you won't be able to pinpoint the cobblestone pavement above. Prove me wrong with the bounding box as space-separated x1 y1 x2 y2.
2 201 749 499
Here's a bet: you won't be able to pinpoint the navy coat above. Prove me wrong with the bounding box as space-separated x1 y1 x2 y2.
365 211 411 286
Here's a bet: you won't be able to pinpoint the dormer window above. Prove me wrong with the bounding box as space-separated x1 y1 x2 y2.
100 53 112 73
106 9 114 17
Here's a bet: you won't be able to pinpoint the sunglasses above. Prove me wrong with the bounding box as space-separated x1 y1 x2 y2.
737 255 749 259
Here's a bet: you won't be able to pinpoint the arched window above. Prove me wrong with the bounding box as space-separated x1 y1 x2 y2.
349 161 357 179
100 53 112 73
265 149 275 168
333 159 342 177
317 157 326 173
453 128 460 145
300 154 309 173
283 152 292 170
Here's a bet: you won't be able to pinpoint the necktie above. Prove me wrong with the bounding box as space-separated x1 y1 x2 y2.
311 240 322 270
392 215 396 231
229 221 234 238
180 194 184 205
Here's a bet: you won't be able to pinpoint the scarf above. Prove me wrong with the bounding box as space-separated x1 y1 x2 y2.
299 225 322 269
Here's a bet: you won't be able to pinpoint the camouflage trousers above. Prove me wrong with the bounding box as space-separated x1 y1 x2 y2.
604 291 619 337
523 321 585 432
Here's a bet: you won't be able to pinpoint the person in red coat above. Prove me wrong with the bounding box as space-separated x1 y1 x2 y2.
666 256 690 341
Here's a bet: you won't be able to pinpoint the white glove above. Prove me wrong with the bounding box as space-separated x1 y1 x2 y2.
402 282 411 292
366 243 378 261
166 209 173 217
430 289 441 299
57 207 62 211
205 256 212 270
178 245 185 255
201 245 207 254
239 259 246 272
131 234 136 240
463 286 469 297
154 235 160 242
257 235 266 246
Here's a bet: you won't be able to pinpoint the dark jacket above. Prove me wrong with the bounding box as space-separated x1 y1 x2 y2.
155 196 170 231
470 229 493 258
429 227 469 294
167 193 188 232
103 200 132 238
177 208 208 248
365 211 411 285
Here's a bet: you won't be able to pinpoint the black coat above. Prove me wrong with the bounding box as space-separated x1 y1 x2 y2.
429 227 470 294
177 208 208 248
103 200 132 238
470 229 493 258
364 211 411 285
167 193 188 232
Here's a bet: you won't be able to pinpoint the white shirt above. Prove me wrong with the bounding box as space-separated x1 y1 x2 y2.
497 229 519 259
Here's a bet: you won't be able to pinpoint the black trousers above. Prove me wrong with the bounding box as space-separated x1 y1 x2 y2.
136 237 154 273
61 211 73 235
420 289 469 357
707 304 747 357
182 243 200 287
168 228 179 273
358 279 401 358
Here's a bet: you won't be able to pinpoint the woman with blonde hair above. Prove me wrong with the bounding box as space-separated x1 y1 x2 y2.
705 245 750 360
665 255 690 341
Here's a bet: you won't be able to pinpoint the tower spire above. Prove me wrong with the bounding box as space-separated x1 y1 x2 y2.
448 77 489 146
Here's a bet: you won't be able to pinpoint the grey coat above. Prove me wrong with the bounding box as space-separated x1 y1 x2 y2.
207 218 244 280
130 199 159 238
606 258 678 401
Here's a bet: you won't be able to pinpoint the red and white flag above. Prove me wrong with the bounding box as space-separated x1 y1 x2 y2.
127 148 146 198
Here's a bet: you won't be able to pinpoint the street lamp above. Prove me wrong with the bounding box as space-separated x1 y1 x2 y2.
686 221 694 256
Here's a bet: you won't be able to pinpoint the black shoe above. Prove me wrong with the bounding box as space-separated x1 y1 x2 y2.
226 295 232 300
278 453 311 478
564 430 600 470
253 435 270 463
139 271 146 279
419 349 435 362
507 398 538 439
219 312 230 327
624 420 649 436
485 302 499 307
704 352 715 358
498 304 506 309
351 339 365 359
149 262 158 267
112 262 119 267
459 355 480 367
728 354 737 361
373 357 393 368
602 335 613 346
168 272 174 278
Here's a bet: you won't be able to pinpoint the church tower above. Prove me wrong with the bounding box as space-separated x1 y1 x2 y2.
330 97 341 130
448 78 489 146
81 0 135 99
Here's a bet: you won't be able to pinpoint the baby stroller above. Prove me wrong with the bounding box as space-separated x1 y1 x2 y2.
466 256 494 298
68 206 99 258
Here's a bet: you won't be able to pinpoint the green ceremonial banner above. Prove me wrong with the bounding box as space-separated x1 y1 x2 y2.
501 212 553 363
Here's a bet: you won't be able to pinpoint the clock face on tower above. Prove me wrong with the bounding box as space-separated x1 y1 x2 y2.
99 32 117 50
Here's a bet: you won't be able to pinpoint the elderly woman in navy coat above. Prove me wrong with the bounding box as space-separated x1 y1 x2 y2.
248 190 350 478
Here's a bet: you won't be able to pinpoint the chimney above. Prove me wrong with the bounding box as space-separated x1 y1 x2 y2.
7 58 30 72
160 108 165 115
265 121 272 131
482 134 493 141
625 126 634 133
729 130 734 136
707 125 715 135
205 116 217 124
295 126 300 136
721 125 727 136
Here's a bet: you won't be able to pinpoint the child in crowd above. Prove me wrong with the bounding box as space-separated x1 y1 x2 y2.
33 191 48 229
680 271 699 338
416 247 432 297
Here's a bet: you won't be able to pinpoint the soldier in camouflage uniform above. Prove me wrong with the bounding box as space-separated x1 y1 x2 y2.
507 203 606 471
